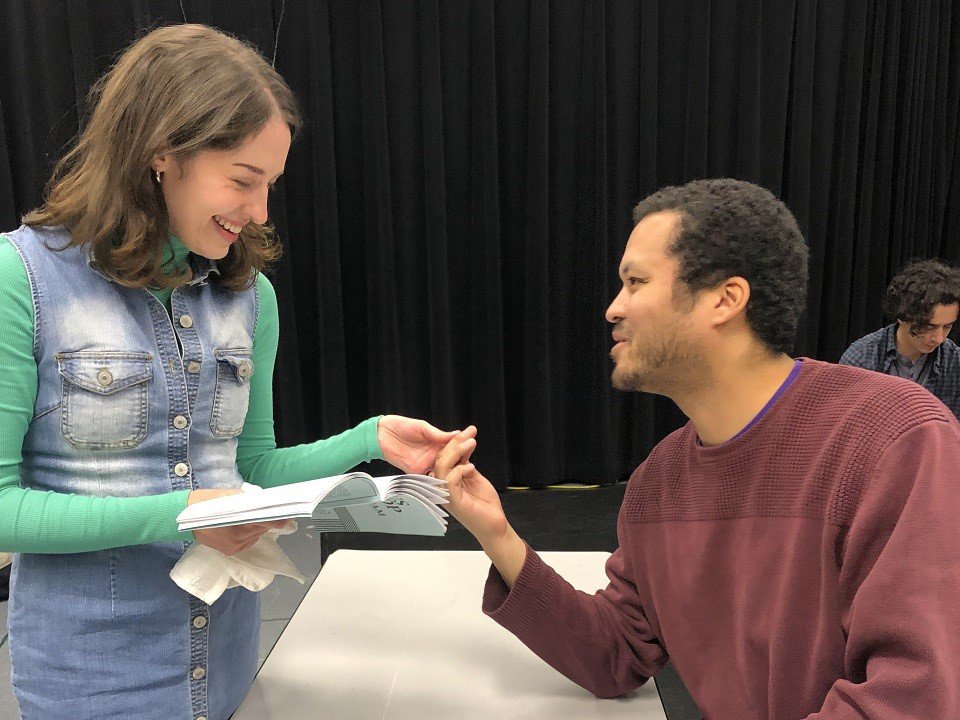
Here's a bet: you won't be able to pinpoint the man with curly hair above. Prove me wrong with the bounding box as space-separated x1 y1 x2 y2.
434 179 960 719
839 260 960 420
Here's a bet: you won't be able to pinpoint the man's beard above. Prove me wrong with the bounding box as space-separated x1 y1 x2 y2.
611 327 703 394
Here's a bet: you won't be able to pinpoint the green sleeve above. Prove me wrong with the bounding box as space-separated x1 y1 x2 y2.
0 236 192 553
235 273 383 488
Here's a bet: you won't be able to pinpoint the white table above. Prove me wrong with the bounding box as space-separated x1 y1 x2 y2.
235 550 667 719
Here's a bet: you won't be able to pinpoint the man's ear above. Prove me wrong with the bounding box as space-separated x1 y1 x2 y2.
710 276 750 327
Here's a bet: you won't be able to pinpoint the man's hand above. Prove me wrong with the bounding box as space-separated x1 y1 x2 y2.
433 426 507 544
377 415 459 475
433 427 527 586
187 488 289 556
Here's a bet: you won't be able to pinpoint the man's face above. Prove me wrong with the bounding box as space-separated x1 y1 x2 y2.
901 302 959 355
604 211 706 394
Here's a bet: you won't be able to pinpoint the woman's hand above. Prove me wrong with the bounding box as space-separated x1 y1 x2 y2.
187 488 288 556
377 415 459 475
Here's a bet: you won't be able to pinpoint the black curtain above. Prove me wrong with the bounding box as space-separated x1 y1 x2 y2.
1 1 958 489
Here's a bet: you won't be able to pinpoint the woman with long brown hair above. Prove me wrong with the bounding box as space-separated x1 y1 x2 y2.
0 24 454 719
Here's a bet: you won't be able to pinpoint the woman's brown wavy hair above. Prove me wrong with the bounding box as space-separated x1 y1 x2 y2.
23 24 302 291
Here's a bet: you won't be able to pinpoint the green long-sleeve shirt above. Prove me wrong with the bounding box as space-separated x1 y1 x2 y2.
0 233 382 553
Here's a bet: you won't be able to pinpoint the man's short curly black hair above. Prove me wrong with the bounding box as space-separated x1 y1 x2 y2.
632 179 809 356
883 260 960 328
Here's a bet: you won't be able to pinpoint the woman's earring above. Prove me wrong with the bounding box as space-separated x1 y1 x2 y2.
155 169 162 184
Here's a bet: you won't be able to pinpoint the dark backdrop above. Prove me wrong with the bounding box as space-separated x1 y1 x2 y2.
1 1 958 488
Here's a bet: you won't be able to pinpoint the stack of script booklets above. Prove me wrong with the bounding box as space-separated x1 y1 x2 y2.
176 472 449 536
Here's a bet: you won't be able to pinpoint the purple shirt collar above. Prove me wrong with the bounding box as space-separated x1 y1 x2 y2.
697 359 803 446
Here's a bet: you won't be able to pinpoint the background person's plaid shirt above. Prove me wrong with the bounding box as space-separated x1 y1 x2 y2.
839 323 960 422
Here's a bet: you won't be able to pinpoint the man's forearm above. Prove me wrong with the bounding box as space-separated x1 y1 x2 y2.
479 525 528 587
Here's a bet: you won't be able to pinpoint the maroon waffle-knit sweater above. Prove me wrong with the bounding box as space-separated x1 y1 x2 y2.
483 360 960 719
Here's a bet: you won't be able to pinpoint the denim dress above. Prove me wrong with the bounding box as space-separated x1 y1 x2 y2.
5 226 260 720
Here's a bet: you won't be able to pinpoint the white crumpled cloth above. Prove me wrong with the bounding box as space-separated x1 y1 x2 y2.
170 521 305 605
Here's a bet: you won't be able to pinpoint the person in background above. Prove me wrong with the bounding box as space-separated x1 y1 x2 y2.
435 179 960 719
840 259 960 420
0 24 456 720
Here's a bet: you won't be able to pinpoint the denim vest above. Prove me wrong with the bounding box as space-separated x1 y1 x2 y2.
5 225 260 720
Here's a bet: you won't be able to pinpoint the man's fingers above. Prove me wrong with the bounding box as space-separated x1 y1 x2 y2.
434 441 455 472
443 464 464 486
446 462 475 487
458 438 477 464
435 436 464 474
436 436 477 479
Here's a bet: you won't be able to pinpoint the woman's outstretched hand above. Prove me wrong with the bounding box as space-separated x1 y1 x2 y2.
377 415 459 475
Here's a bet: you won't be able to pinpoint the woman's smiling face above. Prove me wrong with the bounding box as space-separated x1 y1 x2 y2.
154 114 290 260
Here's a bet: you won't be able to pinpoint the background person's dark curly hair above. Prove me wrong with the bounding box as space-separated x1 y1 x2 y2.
883 260 960 332
632 178 809 355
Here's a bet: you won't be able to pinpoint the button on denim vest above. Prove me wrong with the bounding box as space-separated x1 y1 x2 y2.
6 226 260 720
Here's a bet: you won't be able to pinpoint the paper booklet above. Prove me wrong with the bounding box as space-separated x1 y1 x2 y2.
176 473 449 536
